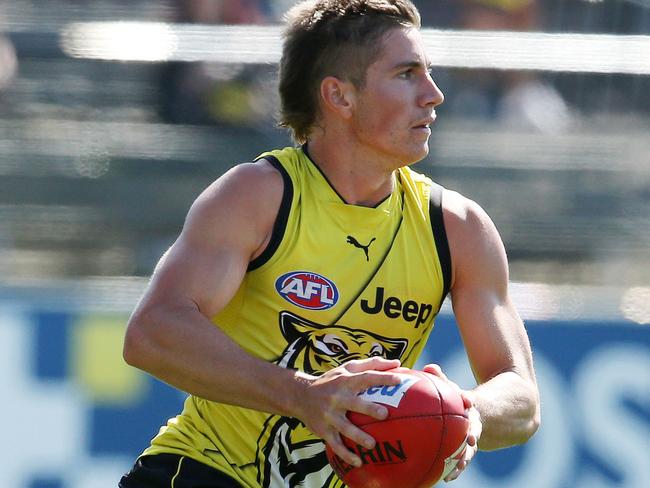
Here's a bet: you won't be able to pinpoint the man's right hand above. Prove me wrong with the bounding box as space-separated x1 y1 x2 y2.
291 357 402 468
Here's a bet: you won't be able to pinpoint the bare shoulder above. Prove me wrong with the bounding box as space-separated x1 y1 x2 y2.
441 189 494 237
141 159 285 315
183 159 285 256
441 189 509 289
191 159 283 220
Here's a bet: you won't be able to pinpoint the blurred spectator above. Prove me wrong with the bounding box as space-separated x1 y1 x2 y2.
412 0 459 28
0 8 18 98
413 0 537 30
159 0 276 127
420 0 572 132
175 0 268 24
460 0 539 31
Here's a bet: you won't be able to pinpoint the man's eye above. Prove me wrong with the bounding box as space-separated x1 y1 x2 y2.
399 70 413 79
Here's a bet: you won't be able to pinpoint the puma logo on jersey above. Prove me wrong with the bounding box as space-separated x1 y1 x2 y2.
347 235 376 261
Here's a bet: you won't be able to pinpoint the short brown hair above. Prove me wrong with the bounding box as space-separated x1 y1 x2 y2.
278 0 421 143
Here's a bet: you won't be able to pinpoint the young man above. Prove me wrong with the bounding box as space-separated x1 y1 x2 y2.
120 1 540 487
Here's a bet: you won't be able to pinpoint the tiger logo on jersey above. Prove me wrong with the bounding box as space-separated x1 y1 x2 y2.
276 311 408 372
256 311 408 488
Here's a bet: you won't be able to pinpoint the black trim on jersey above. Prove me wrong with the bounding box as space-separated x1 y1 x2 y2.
429 182 452 311
301 144 392 209
248 156 294 272
119 453 241 488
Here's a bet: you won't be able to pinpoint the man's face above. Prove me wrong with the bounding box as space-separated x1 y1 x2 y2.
350 27 444 167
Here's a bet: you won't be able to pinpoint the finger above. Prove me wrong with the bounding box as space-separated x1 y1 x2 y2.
337 416 377 450
443 456 468 482
464 444 478 464
460 390 474 409
443 437 476 482
444 467 461 482
327 432 362 468
345 357 401 373
467 406 483 439
422 363 447 379
349 371 404 395
348 395 390 420
422 363 449 381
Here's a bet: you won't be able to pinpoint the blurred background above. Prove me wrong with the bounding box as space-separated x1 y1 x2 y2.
0 1 648 487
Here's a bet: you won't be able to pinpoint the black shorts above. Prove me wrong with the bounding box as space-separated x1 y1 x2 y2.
119 453 242 488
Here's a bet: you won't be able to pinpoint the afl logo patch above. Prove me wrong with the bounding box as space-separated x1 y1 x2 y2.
275 271 339 310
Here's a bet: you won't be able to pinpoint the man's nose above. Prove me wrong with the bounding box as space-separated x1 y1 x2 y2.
421 74 444 108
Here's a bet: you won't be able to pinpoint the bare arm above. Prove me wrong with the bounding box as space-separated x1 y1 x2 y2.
122 160 401 466
123 162 289 409
444 189 540 450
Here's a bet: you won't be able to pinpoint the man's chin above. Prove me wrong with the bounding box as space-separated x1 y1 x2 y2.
403 144 430 166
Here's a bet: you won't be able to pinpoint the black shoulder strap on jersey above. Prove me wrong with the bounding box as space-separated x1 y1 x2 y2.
247 155 294 271
429 182 452 311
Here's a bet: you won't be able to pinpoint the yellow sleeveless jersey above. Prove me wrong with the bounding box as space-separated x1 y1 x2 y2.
143 146 452 488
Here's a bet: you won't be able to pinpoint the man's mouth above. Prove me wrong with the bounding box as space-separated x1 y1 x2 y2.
412 113 436 130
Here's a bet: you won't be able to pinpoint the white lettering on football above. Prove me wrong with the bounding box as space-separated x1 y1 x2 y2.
357 375 419 408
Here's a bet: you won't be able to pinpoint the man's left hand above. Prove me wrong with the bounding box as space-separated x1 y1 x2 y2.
422 363 482 482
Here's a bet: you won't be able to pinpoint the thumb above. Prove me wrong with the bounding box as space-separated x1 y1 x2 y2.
422 363 448 381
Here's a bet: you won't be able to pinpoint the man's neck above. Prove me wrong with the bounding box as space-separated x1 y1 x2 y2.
306 137 398 207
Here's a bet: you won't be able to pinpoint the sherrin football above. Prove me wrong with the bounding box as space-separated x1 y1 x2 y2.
326 367 470 488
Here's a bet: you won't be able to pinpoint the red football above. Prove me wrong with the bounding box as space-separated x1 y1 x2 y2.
326 368 469 488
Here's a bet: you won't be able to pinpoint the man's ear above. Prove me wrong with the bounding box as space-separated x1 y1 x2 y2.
320 76 355 119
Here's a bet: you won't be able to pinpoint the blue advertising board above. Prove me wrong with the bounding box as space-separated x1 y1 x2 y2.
418 314 650 488
0 304 648 488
